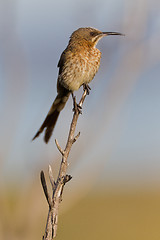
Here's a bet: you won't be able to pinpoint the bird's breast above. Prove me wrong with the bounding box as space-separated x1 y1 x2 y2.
58 47 101 91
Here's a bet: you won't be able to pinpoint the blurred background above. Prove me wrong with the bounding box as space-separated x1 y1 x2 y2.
0 0 160 239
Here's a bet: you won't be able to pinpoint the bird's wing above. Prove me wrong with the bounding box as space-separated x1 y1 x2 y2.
57 50 67 75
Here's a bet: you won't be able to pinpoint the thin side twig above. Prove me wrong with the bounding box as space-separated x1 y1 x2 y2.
55 139 64 155
48 165 56 191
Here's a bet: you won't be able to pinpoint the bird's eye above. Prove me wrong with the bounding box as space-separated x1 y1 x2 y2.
90 31 96 37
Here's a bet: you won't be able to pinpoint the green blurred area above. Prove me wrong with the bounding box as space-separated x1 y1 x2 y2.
1 187 160 240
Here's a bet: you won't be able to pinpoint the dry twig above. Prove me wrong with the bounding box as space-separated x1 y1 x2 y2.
41 88 88 239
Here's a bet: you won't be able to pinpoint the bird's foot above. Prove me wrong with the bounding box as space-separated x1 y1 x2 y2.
83 83 91 95
72 93 82 114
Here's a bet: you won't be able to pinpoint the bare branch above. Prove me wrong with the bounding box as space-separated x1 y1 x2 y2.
41 88 88 239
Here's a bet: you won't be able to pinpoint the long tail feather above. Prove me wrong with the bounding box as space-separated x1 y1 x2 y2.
32 90 70 143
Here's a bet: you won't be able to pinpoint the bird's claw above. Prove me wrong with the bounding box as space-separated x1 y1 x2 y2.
72 93 82 114
83 83 91 95
73 103 82 114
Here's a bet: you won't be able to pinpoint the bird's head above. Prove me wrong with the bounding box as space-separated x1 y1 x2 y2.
70 27 124 47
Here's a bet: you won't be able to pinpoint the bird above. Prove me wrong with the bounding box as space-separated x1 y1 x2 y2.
32 27 124 143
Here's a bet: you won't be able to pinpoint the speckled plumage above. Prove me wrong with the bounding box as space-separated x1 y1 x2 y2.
58 42 101 91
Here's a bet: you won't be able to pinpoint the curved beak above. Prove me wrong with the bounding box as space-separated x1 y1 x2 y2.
102 32 125 36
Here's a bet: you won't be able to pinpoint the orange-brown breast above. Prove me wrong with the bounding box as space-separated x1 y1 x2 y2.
58 45 101 91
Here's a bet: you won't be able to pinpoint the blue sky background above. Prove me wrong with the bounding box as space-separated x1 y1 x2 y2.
0 0 160 191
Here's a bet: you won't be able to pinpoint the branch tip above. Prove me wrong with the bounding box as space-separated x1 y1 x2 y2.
64 174 72 184
78 88 88 107
48 165 56 189
73 132 80 143
55 139 64 155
